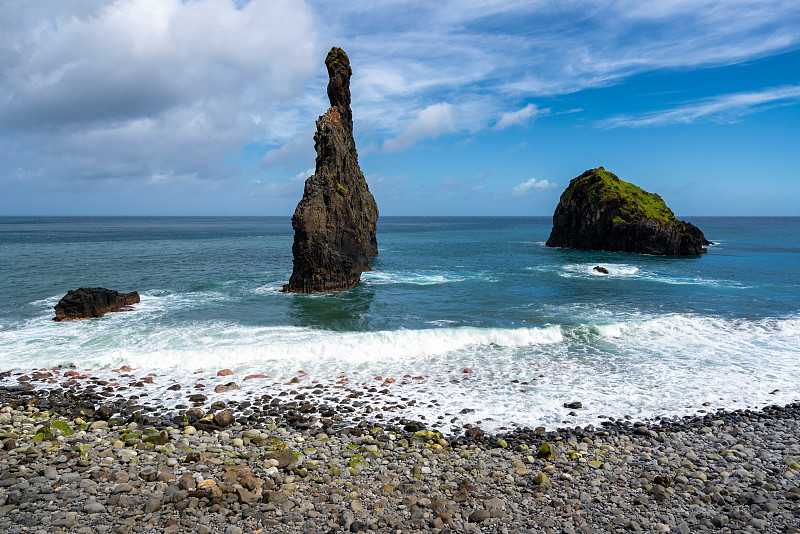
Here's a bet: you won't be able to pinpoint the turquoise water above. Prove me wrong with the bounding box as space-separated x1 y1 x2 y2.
1 216 799 431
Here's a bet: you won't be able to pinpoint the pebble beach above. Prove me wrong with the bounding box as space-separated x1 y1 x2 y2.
2 367 800 533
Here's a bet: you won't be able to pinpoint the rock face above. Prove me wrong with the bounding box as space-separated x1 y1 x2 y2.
283 47 378 293
53 287 140 321
546 167 710 255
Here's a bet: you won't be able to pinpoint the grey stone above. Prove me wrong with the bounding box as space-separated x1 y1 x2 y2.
469 509 490 523
83 501 106 514
143 498 162 513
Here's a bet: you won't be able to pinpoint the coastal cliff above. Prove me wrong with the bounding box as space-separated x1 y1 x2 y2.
283 47 378 293
546 167 710 255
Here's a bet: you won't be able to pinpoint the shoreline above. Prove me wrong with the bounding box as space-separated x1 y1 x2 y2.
2 372 800 532
2 363 795 439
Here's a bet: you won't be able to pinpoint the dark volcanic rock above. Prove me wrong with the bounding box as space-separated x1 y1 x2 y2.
593 266 609 274
546 167 710 255
283 47 378 293
53 287 140 321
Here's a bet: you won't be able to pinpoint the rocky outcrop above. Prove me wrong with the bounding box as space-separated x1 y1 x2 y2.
546 168 710 255
282 47 378 293
53 287 139 321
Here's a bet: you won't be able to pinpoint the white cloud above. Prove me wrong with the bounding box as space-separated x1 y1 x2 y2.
382 103 456 153
0 0 320 189
2 0 319 130
513 177 558 195
291 167 315 182
324 1 800 110
600 84 800 128
259 135 315 170
495 104 545 130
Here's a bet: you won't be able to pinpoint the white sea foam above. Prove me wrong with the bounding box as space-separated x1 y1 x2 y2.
28 295 61 308
2 297 799 433
251 282 286 295
427 319 460 327
561 263 640 278
361 271 468 285
554 263 748 288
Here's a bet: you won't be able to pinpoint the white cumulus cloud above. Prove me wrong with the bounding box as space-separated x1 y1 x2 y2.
495 104 544 130
513 177 558 195
382 103 456 153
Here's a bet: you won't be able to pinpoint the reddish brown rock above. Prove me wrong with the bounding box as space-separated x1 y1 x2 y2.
214 382 240 393
466 426 485 438
53 287 139 321
243 374 269 381
283 47 378 293
217 369 233 377
213 409 234 427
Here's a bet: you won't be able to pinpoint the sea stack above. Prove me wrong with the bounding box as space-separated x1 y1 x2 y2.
546 167 710 255
53 287 140 321
282 47 378 293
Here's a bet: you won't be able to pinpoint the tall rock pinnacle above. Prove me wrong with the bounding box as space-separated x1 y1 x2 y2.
282 47 378 293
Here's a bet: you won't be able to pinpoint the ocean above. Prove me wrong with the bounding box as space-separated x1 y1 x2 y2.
1 216 798 433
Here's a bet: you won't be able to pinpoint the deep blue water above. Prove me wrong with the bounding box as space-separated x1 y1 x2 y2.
1 216 798 430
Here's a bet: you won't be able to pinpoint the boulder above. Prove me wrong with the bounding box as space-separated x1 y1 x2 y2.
282 47 378 293
546 167 710 255
53 287 139 321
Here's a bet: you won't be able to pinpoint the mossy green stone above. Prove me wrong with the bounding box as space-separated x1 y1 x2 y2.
51 420 74 436
143 434 169 446
411 430 442 442
538 442 555 460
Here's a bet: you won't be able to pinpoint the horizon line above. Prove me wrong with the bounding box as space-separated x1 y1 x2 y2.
2 214 798 219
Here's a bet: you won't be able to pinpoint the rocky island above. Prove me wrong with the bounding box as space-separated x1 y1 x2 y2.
53 287 139 321
282 47 378 293
546 167 710 255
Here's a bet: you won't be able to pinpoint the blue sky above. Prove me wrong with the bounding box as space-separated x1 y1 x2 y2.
1 0 799 216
